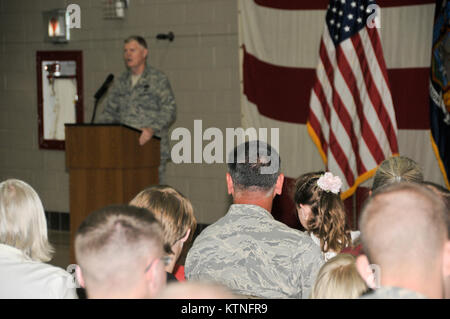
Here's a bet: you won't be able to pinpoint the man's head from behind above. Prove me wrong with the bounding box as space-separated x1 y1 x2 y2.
226 140 283 202
75 205 166 299
356 182 449 298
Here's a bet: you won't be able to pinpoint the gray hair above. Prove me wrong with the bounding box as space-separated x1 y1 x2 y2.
0 179 54 262
227 140 280 192
124 35 148 49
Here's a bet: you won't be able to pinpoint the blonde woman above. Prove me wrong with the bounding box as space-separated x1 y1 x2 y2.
372 156 423 192
130 185 196 281
0 179 77 298
293 171 358 261
310 254 369 299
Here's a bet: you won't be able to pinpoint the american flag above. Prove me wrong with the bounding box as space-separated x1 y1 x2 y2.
307 0 399 198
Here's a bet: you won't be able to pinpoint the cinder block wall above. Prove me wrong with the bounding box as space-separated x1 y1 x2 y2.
0 0 240 224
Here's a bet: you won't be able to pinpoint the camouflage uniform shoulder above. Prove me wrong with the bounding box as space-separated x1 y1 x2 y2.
360 286 427 299
190 204 320 257
268 215 319 248
117 69 131 83
145 65 169 80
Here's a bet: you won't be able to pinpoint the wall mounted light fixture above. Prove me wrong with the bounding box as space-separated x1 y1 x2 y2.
42 9 70 43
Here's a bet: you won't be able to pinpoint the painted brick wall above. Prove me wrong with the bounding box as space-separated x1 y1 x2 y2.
0 0 240 224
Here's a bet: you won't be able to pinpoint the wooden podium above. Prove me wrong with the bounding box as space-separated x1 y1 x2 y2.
65 124 160 263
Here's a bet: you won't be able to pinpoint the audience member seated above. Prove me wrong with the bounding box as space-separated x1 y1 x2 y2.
294 172 359 261
356 182 449 299
0 179 77 299
371 156 423 192
185 140 324 298
74 205 167 298
130 185 197 282
310 253 368 299
157 281 235 299
422 180 450 211
422 181 450 299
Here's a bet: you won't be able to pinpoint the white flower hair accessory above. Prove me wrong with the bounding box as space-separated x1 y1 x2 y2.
317 172 342 194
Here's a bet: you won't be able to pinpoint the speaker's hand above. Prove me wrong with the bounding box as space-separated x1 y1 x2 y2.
139 127 154 146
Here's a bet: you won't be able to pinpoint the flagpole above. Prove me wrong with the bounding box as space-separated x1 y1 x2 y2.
352 191 357 231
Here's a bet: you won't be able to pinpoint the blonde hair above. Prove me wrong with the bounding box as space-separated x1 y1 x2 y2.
130 185 197 255
372 156 423 191
310 254 368 299
0 179 54 262
294 172 351 253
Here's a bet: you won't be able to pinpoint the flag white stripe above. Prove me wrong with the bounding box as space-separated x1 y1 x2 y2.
359 28 398 134
339 37 391 167
328 148 351 190
322 30 379 172
310 90 330 143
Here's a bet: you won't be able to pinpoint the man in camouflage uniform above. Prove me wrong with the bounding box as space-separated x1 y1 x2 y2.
185 141 324 298
356 182 450 299
97 36 176 184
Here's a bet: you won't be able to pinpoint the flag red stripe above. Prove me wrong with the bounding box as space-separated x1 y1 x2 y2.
317 41 332 123
333 44 383 167
254 0 434 10
313 40 357 185
313 79 331 125
366 28 391 90
337 37 388 164
319 41 368 174
351 33 399 154
329 129 356 186
242 49 430 129
308 109 328 155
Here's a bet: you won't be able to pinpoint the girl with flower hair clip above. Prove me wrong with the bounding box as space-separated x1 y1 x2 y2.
293 171 359 261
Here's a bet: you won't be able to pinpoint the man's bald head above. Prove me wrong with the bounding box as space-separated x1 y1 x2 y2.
359 182 447 274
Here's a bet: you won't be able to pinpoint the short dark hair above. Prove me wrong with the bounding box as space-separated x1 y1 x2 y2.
227 140 280 191
76 204 162 255
74 205 163 295
124 35 148 49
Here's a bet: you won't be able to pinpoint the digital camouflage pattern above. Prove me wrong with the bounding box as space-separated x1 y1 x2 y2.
185 204 325 299
360 286 427 299
97 65 176 183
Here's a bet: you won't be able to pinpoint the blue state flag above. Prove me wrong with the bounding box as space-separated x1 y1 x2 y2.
430 0 450 188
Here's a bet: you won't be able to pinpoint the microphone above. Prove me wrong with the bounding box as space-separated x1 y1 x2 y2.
91 74 114 124
94 74 114 100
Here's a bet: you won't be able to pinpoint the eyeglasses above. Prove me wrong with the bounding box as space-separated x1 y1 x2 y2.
144 255 172 273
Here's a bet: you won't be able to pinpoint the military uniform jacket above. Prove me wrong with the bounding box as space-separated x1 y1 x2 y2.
185 204 324 299
360 286 427 299
97 65 176 162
